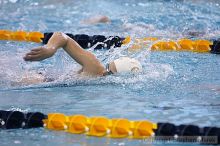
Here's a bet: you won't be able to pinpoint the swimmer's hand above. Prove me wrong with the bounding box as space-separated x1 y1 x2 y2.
23 46 56 61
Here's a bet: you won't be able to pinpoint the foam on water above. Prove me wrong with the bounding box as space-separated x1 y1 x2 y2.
0 34 175 90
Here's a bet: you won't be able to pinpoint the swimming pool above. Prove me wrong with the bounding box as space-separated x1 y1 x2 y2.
0 0 220 145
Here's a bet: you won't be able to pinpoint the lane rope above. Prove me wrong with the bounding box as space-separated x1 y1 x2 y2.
0 110 219 144
0 30 220 54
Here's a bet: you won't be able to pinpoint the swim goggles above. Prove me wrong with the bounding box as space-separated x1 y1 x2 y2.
105 63 114 75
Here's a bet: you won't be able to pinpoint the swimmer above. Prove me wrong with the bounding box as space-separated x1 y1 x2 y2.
82 15 110 25
23 32 142 82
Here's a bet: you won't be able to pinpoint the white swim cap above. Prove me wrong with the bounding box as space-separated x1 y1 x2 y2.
113 57 142 73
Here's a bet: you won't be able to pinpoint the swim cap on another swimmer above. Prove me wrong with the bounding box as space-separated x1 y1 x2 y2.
113 57 142 73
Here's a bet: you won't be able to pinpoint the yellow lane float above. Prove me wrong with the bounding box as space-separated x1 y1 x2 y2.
43 113 157 139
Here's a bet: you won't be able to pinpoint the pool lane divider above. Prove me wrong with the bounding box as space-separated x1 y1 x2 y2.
0 110 219 144
0 30 220 54
0 30 43 43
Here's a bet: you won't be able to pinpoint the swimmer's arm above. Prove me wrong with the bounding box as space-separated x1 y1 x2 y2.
49 32 105 74
25 32 94 65
62 34 105 75
24 32 105 75
24 32 67 61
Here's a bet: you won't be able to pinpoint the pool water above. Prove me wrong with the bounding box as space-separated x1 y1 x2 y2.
0 0 220 146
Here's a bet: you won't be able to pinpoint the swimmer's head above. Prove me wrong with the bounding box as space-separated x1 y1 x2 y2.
105 57 142 75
